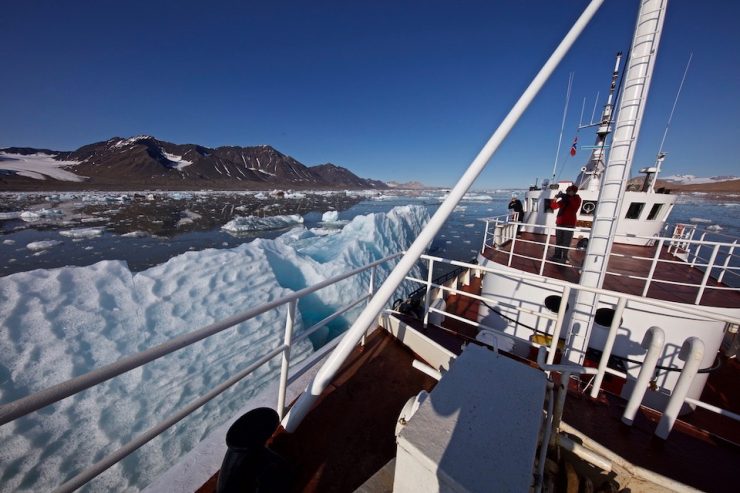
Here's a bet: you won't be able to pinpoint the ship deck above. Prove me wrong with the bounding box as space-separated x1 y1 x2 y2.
196 267 739 493
481 232 740 308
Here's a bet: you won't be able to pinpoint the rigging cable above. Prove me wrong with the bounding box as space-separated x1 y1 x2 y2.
656 52 693 158
551 72 575 181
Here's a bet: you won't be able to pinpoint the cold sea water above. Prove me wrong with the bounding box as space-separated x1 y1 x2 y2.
2 189 737 279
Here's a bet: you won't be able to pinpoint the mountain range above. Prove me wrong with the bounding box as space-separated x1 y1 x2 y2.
628 173 740 193
0 136 388 191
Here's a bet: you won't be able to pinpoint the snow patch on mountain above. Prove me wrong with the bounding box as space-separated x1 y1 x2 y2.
112 135 153 148
661 174 739 185
162 150 193 170
0 152 85 181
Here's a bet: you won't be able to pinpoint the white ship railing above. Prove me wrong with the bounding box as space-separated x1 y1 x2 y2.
0 253 402 493
482 217 740 303
404 254 740 438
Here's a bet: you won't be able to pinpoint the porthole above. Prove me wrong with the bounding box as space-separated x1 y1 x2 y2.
545 295 569 313
594 308 623 327
581 201 597 215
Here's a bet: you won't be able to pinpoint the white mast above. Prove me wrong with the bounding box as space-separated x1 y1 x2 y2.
574 52 622 191
566 0 669 364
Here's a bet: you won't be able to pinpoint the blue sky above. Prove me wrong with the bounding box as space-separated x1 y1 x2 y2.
1 1 738 188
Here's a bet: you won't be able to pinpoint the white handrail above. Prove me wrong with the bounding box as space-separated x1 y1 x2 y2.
281 0 607 434
419 254 740 325
482 218 740 303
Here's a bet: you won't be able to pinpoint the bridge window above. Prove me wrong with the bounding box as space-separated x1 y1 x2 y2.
646 203 663 220
625 202 645 219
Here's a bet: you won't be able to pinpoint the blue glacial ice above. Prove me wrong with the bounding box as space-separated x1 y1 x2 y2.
0 204 430 492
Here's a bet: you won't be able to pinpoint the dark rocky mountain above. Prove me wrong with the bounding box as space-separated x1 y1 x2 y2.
0 136 388 191
309 163 387 189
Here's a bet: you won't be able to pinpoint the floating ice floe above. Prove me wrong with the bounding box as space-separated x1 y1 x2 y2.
320 211 349 226
3 239 16 245
222 214 304 232
59 227 105 239
26 240 63 250
707 224 723 231
0 211 22 220
20 208 63 222
122 231 150 238
690 217 712 223
322 211 339 222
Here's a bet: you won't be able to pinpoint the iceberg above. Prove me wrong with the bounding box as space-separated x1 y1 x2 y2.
322 210 339 222
0 205 430 492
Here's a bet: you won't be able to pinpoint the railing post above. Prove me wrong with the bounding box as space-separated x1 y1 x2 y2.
552 370 572 439
277 300 297 420
540 225 552 276
655 337 704 439
546 285 571 366
642 238 664 297
589 297 627 398
695 244 720 304
508 234 516 267
482 220 490 253
423 258 435 328
691 232 706 267
362 266 377 346
717 241 736 284
622 326 665 425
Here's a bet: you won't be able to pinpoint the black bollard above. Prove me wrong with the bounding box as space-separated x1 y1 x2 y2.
216 407 290 493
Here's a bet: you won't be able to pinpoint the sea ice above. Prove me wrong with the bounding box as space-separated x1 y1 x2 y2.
26 240 63 250
322 210 339 222
222 214 304 232
59 227 105 239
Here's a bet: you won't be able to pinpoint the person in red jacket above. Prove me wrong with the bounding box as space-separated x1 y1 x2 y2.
550 185 581 263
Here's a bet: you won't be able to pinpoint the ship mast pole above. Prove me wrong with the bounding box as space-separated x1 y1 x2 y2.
566 0 669 364
283 0 607 433
575 52 622 191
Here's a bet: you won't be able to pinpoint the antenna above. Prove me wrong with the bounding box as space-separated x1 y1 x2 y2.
642 52 693 192
551 72 575 180
658 52 693 156
590 91 600 124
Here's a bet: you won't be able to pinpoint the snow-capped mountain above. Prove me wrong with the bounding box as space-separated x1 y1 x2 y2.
659 174 739 185
0 136 388 191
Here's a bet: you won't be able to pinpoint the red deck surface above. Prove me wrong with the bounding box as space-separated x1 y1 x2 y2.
482 232 740 308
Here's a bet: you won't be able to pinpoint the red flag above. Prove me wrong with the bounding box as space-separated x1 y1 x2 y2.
569 136 578 156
